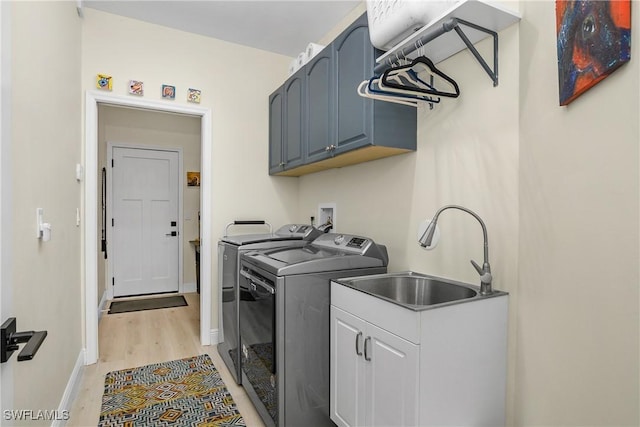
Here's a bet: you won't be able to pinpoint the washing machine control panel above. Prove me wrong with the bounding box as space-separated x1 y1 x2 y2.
313 233 373 254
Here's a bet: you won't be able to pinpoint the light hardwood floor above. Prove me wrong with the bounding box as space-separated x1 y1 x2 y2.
68 293 266 427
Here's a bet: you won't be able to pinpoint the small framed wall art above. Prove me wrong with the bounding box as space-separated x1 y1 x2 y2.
96 74 112 91
128 80 144 96
162 84 176 99
556 0 631 105
187 88 201 104
187 171 200 187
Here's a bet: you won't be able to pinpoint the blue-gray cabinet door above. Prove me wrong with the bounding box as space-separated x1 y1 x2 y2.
305 48 334 164
333 14 373 155
283 71 305 170
268 87 284 175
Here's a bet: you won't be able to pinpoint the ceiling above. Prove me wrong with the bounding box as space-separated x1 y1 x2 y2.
83 0 362 58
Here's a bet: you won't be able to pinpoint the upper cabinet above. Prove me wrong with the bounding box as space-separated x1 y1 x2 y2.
334 17 373 155
269 68 306 175
305 47 334 165
283 70 305 170
268 89 284 174
269 13 417 177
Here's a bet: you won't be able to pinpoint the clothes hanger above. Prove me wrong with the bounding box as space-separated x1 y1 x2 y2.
381 72 435 95
357 47 444 108
382 52 436 92
375 77 441 104
382 56 460 98
370 77 440 103
357 80 421 107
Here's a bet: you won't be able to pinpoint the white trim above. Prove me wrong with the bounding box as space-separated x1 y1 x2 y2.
52 349 85 427
106 143 184 297
199 110 212 347
98 290 108 322
0 0 10 417
0 0 3 417
84 91 212 364
210 328 219 346
183 281 197 294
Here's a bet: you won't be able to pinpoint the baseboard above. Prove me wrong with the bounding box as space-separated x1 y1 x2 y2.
98 290 108 322
52 349 85 427
183 281 197 294
210 328 219 345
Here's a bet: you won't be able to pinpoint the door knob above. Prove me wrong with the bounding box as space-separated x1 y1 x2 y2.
1 318 47 363
165 231 178 236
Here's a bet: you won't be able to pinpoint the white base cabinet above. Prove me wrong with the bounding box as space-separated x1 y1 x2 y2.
330 306 419 427
330 281 508 427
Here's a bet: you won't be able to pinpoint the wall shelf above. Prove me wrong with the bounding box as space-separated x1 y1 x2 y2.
374 0 520 86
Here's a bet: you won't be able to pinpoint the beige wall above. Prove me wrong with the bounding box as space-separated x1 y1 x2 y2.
4 2 638 425
516 1 639 425
81 9 299 333
97 105 202 302
9 1 82 421
304 1 639 426
306 0 520 421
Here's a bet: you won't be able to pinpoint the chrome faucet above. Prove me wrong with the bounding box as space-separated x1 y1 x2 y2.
418 205 493 295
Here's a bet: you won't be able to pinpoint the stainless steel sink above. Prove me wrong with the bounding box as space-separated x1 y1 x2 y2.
335 271 503 311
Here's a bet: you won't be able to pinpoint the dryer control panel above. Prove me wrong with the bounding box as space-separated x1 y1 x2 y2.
274 224 321 239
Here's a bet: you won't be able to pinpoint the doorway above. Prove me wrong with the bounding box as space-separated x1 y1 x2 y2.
110 146 181 297
85 91 213 365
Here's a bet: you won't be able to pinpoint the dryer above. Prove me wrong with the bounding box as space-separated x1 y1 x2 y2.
217 222 321 385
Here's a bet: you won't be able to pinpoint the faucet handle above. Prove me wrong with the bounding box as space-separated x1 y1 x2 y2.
471 259 483 275
471 259 492 283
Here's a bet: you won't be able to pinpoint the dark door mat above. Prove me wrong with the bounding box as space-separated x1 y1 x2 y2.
109 295 187 314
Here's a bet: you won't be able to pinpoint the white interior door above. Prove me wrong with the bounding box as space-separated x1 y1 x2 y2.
112 147 179 297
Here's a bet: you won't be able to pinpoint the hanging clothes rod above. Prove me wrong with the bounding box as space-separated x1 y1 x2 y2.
373 18 499 87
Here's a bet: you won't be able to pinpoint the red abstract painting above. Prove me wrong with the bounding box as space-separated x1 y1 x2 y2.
556 0 631 106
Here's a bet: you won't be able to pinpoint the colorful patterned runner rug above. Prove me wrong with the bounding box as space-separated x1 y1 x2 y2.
99 354 245 426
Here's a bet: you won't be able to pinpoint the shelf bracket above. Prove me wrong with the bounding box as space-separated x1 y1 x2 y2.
373 17 500 87
452 18 499 87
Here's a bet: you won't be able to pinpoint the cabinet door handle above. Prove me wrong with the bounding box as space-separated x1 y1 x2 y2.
355 331 363 356
364 336 371 361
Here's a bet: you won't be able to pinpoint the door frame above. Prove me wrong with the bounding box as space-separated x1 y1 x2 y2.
0 0 9 415
85 91 212 365
106 144 184 300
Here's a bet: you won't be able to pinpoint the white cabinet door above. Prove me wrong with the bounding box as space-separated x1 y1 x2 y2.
331 305 420 427
331 306 368 427
365 323 420 427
